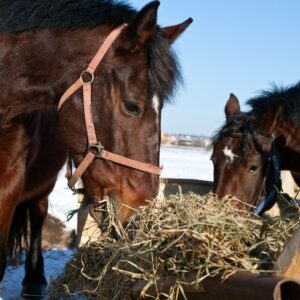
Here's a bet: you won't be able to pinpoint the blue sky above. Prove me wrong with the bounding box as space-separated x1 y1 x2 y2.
130 0 300 136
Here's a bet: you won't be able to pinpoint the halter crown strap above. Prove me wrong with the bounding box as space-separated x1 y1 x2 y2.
58 24 128 110
58 24 162 188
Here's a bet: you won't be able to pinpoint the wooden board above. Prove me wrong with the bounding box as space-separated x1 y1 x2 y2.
161 178 212 197
131 272 300 300
276 224 300 281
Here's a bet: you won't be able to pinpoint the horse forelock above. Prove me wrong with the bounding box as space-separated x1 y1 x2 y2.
213 112 266 155
212 113 255 144
212 110 275 157
247 81 300 126
146 30 182 105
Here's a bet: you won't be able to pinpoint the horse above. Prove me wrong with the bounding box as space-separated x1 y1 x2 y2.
0 0 192 297
211 83 300 214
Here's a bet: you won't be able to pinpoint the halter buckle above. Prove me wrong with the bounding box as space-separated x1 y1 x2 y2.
89 142 104 157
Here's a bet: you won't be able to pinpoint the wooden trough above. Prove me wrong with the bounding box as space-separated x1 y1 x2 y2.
131 272 300 300
76 176 300 300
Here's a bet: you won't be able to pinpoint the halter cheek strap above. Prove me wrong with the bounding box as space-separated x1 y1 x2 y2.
58 24 162 188
254 149 281 216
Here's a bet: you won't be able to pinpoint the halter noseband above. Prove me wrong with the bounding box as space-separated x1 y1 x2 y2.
58 24 162 188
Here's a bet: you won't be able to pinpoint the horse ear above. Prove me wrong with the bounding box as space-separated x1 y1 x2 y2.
225 93 241 119
121 1 160 51
161 18 193 44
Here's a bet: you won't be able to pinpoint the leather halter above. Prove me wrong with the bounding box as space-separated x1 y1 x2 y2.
58 24 162 187
254 143 281 216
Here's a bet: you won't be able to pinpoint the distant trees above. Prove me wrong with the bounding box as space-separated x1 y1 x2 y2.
161 133 212 148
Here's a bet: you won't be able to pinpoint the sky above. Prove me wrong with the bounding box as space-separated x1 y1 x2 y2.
130 0 300 136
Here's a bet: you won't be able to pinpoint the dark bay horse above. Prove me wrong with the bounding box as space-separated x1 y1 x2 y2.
212 83 300 214
0 0 192 297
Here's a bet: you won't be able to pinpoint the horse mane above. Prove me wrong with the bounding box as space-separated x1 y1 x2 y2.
212 112 256 142
247 82 300 125
0 0 135 31
0 0 181 103
214 82 300 145
212 112 257 152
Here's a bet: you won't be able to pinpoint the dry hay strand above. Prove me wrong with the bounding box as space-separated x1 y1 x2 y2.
48 193 300 299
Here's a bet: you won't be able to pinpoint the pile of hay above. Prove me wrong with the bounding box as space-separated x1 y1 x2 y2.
49 193 300 299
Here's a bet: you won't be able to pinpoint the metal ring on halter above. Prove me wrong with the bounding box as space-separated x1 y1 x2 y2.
80 70 94 84
89 142 104 157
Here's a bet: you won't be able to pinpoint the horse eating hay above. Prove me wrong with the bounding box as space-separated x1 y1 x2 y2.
0 0 192 297
212 83 300 214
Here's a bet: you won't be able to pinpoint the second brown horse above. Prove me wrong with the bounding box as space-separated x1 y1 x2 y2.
212 83 300 213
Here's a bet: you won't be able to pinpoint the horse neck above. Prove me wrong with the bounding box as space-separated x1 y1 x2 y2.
0 27 109 120
274 137 300 172
275 120 300 155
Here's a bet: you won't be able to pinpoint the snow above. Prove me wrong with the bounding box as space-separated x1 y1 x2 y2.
160 145 213 181
48 170 78 231
0 146 213 299
0 250 74 300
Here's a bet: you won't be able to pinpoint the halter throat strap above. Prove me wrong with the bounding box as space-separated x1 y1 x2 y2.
58 24 162 188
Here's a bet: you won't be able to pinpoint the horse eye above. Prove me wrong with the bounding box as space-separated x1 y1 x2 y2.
123 101 141 116
249 166 258 174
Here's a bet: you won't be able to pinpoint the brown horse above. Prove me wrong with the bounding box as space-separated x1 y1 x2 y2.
212 84 300 214
0 0 192 297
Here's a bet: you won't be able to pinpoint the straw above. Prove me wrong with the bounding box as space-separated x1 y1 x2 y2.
48 193 300 299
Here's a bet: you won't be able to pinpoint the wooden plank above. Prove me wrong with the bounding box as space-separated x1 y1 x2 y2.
276 225 300 281
162 178 212 197
131 272 300 300
77 194 102 247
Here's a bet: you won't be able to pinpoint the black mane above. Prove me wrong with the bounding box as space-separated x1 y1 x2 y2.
213 113 253 141
0 0 181 103
247 82 300 125
214 82 300 145
0 0 135 31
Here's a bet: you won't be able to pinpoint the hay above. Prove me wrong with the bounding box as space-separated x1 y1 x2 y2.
48 193 300 299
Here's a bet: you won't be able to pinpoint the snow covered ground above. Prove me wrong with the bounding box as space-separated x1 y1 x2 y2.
0 145 213 299
160 145 213 181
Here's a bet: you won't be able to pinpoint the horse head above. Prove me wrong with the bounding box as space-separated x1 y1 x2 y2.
212 94 275 211
56 1 192 224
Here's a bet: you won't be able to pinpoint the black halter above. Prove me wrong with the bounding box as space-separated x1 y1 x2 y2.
254 142 281 216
